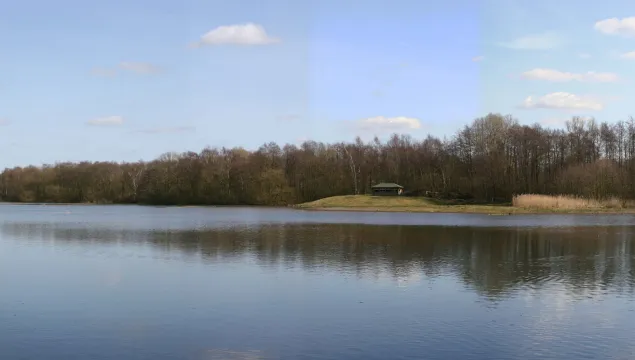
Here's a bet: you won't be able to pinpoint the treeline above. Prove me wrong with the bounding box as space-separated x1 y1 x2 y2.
2 113 635 205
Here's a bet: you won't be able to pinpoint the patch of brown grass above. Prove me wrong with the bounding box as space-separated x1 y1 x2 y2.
296 195 436 208
512 194 630 210
294 195 518 214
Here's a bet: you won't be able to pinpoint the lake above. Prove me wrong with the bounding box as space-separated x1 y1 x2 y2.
2 205 635 359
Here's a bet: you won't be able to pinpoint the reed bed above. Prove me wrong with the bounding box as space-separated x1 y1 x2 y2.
512 194 630 209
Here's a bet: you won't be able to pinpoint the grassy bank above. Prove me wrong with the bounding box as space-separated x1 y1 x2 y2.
294 195 635 215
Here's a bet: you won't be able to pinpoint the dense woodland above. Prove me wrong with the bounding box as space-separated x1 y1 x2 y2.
2 113 635 205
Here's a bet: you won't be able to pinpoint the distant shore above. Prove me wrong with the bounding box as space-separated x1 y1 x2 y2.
2 196 634 215
0 202 276 209
293 195 635 215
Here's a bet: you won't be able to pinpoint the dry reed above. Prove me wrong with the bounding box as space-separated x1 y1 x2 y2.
512 194 629 210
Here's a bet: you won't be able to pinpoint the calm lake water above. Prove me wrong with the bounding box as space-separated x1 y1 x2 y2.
2 205 635 359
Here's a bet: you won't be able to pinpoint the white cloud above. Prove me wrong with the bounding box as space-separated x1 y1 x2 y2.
191 23 279 47
355 116 421 132
118 62 161 74
620 51 635 59
595 17 635 36
521 92 604 111
499 32 562 50
472 55 485 62
520 68 619 82
86 116 124 126
136 126 195 134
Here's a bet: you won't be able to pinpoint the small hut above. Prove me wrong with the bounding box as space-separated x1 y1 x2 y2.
371 183 404 196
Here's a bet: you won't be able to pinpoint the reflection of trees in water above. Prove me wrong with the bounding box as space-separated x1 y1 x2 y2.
3 222 635 298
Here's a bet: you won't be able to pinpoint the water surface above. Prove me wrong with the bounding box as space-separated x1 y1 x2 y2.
1 205 635 359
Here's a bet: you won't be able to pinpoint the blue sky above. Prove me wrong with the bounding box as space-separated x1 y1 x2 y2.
1 0 635 168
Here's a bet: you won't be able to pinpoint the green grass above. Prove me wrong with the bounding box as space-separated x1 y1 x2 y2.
293 195 635 215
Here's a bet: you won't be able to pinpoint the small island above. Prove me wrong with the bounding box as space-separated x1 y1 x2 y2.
295 194 635 215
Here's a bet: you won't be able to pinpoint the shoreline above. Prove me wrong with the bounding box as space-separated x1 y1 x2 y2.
292 194 635 215
1 201 634 215
0 202 280 209
294 206 635 215
293 195 635 215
